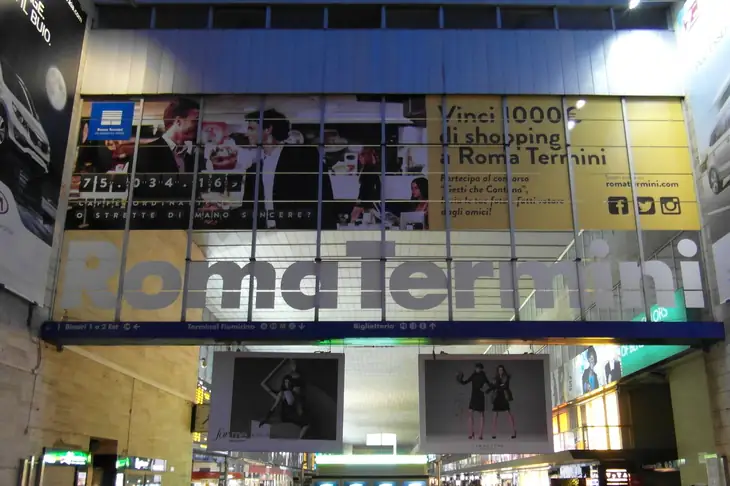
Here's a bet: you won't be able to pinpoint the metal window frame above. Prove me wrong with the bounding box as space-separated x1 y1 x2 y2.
94 3 674 32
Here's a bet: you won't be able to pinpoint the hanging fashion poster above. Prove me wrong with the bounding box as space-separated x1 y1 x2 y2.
208 352 345 453
418 354 552 454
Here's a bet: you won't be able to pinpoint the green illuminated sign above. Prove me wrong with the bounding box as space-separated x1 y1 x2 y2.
630 291 688 323
116 456 155 471
620 344 690 376
43 450 90 467
621 290 690 376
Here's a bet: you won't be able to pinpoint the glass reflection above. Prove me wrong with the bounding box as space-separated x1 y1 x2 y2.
58 95 707 324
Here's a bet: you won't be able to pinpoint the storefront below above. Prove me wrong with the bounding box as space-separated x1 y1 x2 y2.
441 450 680 486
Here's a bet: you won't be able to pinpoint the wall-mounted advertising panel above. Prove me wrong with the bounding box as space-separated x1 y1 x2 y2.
551 290 690 407
0 0 86 302
53 94 718 340
418 354 552 454
66 95 699 232
209 352 345 453
675 0 730 307
552 342 691 406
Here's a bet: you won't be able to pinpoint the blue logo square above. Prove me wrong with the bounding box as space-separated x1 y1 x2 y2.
87 102 135 141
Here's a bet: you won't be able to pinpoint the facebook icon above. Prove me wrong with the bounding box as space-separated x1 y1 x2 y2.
607 196 630 215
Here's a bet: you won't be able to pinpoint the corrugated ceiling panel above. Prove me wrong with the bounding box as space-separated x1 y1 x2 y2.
80 29 683 96
558 31 580 94
586 31 610 95
574 31 598 93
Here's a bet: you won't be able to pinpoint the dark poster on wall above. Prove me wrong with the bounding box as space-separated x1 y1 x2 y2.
0 0 86 302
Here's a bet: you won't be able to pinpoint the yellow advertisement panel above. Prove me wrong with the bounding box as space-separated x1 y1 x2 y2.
425 96 700 231
426 95 510 230
625 98 699 231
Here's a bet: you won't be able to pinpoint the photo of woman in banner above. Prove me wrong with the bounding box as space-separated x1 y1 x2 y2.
582 346 600 394
350 147 382 224
408 176 429 229
260 359 311 439
456 362 491 440
490 365 517 439
229 355 340 443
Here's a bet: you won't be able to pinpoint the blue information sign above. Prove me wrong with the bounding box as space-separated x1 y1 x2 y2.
87 101 135 140
39 320 724 346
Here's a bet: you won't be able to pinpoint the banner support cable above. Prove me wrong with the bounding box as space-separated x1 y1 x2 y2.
502 96 521 321
314 96 326 323
620 97 652 322
246 97 267 323
180 97 206 322
441 93 454 322
561 97 587 321
114 98 145 322
380 96 387 322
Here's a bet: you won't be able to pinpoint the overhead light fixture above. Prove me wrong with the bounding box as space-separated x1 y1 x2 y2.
314 455 428 466
575 99 586 109
628 0 640 9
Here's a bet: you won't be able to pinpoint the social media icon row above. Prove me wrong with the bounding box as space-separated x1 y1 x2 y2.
607 196 682 215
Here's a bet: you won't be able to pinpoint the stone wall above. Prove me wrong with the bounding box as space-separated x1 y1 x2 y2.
0 229 202 485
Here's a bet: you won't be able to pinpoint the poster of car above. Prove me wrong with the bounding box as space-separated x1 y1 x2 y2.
0 0 86 302
675 0 730 308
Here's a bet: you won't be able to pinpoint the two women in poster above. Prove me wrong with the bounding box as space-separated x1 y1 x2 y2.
458 363 517 440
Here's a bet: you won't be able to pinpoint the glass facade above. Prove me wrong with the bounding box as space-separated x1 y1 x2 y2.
94 3 672 31
57 95 708 324
553 390 624 452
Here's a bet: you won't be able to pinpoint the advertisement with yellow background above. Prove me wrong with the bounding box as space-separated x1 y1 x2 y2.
425 96 700 231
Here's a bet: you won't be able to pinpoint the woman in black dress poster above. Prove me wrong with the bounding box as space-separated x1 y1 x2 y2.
457 363 491 440
260 361 311 439
350 147 382 224
490 365 517 439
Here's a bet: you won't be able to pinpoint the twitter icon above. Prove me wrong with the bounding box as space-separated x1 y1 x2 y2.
637 196 656 214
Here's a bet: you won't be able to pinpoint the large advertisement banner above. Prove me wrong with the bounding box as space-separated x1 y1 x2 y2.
418 354 552 454
427 96 698 231
208 352 345 453
675 0 730 305
0 0 86 302
67 95 699 232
